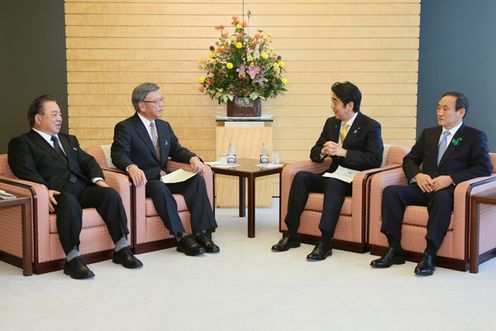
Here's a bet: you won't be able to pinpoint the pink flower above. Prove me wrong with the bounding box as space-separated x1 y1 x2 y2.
237 63 246 78
248 66 260 79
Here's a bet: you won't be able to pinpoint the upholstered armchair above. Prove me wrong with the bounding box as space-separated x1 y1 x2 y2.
85 145 214 253
279 145 410 252
368 153 496 271
0 154 131 274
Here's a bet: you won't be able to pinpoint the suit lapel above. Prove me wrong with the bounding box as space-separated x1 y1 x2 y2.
29 130 66 163
132 114 160 161
438 125 465 167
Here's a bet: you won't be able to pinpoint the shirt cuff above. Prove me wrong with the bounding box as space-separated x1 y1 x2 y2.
92 177 104 183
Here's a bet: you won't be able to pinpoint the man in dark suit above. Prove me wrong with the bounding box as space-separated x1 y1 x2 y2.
111 82 218 257
272 81 384 260
8 95 142 280
370 91 492 276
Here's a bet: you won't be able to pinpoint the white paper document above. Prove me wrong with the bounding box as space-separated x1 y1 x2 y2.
161 169 197 184
255 163 284 168
0 189 17 199
322 166 359 183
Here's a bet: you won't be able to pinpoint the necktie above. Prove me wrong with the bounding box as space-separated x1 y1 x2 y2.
340 122 349 144
437 131 450 165
51 136 65 157
150 121 160 159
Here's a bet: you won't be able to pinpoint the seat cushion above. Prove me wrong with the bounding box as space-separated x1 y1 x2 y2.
403 205 453 230
49 208 105 234
304 193 352 216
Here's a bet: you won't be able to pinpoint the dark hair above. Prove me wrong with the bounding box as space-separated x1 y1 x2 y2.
27 94 57 127
132 82 160 112
441 91 469 117
331 81 362 112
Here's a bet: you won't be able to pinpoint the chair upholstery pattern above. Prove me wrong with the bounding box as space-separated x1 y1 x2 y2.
85 145 214 253
0 153 132 274
279 145 410 252
368 153 496 271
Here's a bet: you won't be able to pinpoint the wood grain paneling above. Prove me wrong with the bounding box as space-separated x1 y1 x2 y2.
65 0 420 166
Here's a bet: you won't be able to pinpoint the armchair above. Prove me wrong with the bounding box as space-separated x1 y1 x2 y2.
85 145 214 253
368 153 496 271
279 145 410 252
0 153 132 274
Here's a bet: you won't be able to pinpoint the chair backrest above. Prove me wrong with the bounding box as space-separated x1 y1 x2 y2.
382 144 410 166
0 154 15 178
490 153 496 173
84 144 116 169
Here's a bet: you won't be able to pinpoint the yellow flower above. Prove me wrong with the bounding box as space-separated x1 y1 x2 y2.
209 51 215 58
261 52 269 59
230 36 237 42
235 42 243 49
236 23 243 30
226 62 233 69
281 78 287 85
198 76 206 84
278 60 285 68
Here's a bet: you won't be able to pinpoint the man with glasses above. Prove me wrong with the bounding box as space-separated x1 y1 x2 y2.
8 95 143 279
271 81 384 261
111 82 219 256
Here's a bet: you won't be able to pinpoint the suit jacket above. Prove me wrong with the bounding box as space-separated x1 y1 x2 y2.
111 113 196 180
309 112 384 173
8 130 103 191
403 124 493 184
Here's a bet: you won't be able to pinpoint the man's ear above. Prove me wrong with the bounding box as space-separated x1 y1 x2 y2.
346 101 354 112
458 107 466 118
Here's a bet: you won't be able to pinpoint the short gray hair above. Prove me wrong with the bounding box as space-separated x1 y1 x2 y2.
131 82 160 112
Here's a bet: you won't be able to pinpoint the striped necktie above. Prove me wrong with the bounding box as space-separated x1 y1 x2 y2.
437 131 450 165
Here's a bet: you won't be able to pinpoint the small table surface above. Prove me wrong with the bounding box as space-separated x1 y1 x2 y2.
470 187 496 273
208 158 284 238
0 196 32 276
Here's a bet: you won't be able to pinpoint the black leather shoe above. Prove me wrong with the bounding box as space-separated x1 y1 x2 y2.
370 247 406 268
63 256 95 280
113 247 143 269
306 241 332 261
177 235 205 256
196 232 220 253
414 252 436 276
271 234 301 252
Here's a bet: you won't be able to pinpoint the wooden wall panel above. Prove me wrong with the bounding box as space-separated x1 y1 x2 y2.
65 0 420 166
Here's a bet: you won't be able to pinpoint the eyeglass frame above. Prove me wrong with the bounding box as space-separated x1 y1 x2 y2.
141 97 165 105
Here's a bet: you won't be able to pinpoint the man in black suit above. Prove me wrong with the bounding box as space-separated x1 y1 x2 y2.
8 95 142 280
271 81 384 260
371 91 492 276
111 82 218 256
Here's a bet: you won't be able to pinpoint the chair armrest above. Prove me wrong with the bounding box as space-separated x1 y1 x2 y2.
102 170 132 222
0 175 50 261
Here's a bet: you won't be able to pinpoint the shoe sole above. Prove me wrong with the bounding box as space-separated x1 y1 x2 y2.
63 268 95 280
306 250 332 261
176 246 205 256
414 267 435 276
370 258 406 268
271 242 301 252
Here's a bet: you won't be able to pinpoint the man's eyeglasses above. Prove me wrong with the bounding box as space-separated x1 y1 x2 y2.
142 97 165 105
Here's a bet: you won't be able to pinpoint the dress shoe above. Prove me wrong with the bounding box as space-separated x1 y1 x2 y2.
306 241 332 261
63 256 95 280
271 234 301 252
112 247 143 269
414 252 436 276
370 247 406 268
177 235 205 256
195 232 220 253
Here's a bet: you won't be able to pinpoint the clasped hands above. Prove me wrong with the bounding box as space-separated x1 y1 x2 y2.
415 173 453 193
127 156 205 187
321 141 347 158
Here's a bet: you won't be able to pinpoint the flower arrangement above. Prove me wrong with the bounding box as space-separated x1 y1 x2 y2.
198 16 287 104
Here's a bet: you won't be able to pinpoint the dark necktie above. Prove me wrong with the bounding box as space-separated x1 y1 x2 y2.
51 136 65 157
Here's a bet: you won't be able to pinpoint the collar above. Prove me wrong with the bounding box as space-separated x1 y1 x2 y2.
441 121 463 137
32 128 58 145
137 112 154 128
341 111 359 129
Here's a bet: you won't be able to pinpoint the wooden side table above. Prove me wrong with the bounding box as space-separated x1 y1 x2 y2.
470 187 496 273
209 158 284 238
0 197 32 276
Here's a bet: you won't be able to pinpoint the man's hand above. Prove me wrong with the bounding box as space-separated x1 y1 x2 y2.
128 165 147 187
432 175 453 191
190 156 205 174
95 180 110 188
415 173 434 193
322 141 347 158
47 189 61 213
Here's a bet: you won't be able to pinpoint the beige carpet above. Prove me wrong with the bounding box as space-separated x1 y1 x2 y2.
1 199 496 331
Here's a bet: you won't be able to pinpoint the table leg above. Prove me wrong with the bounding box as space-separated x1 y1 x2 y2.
21 202 32 276
470 202 480 273
239 177 246 217
247 175 255 238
